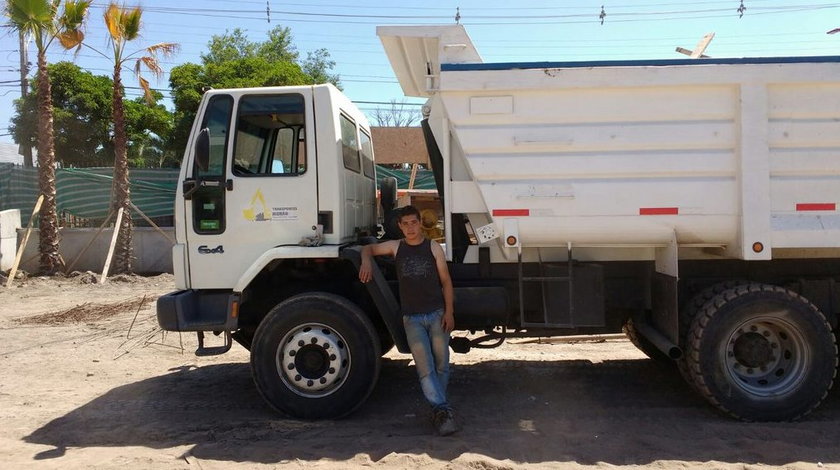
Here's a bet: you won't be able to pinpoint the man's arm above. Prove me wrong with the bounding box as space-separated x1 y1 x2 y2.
358 240 398 283
431 241 455 332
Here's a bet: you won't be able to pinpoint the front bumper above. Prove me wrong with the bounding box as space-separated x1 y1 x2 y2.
156 289 239 332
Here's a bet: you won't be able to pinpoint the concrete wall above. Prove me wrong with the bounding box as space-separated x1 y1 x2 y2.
1 209 22 271
17 227 174 274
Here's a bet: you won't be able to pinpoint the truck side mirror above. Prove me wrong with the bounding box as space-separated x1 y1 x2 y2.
194 128 210 172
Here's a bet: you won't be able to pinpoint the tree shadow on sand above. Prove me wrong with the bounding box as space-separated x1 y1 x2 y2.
26 356 840 466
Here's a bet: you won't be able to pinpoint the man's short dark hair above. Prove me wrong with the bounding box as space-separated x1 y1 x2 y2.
399 205 421 222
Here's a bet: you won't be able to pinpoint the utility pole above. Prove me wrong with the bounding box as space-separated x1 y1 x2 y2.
18 31 33 168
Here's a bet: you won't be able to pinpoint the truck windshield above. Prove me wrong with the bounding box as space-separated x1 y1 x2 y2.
232 94 306 176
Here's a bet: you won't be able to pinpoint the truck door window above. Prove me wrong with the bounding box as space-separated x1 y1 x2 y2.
193 94 233 234
360 129 374 179
340 114 361 172
232 94 307 176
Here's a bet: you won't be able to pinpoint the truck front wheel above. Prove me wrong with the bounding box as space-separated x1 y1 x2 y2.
250 292 382 419
686 283 837 421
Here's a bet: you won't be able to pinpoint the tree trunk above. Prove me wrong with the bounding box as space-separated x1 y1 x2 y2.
111 65 133 274
35 51 63 275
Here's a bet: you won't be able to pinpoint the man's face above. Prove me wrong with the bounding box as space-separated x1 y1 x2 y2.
398 214 422 240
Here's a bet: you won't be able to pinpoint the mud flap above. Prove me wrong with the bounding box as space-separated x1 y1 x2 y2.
340 247 409 353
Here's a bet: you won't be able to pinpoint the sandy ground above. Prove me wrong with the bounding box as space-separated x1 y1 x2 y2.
1 273 839 470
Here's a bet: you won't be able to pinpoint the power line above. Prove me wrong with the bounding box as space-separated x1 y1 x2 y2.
77 2 840 25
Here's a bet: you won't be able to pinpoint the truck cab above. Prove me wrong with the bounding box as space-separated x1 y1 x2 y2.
173 84 376 291
159 84 380 348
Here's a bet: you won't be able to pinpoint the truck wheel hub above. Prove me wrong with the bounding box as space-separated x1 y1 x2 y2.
733 332 773 368
724 316 809 397
277 323 350 397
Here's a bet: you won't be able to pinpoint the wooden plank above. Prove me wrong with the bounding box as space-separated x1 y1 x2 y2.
6 195 44 288
129 201 175 244
64 210 114 275
99 207 124 284
691 33 715 58
408 163 419 189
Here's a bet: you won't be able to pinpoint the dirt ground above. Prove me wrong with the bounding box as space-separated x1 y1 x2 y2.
1 273 839 470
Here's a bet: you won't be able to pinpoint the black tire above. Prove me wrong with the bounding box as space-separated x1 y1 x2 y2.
623 317 671 362
677 280 747 384
686 283 837 421
250 292 381 419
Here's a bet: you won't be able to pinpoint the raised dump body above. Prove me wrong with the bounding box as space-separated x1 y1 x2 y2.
379 25 840 261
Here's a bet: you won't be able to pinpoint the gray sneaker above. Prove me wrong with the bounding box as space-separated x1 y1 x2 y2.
432 408 459 436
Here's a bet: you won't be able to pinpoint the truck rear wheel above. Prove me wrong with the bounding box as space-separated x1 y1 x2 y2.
677 280 747 385
622 317 671 362
250 292 382 419
685 283 837 421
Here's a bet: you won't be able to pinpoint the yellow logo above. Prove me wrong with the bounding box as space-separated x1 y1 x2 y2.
243 189 272 221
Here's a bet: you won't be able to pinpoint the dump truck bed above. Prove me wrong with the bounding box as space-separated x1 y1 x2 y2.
379 25 840 261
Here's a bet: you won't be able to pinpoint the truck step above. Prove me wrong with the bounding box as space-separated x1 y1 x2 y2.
195 331 232 356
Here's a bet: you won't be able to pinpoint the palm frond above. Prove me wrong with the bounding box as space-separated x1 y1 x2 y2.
5 0 56 37
137 76 153 104
103 3 121 41
146 42 179 58
57 28 83 50
139 56 163 76
59 0 90 30
121 7 141 40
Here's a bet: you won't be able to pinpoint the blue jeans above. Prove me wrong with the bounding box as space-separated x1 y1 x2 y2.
403 308 451 410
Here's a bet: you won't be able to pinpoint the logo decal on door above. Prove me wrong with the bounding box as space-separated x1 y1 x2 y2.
243 189 272 222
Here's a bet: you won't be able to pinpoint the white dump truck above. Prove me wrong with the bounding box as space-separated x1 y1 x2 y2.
158 24 840 421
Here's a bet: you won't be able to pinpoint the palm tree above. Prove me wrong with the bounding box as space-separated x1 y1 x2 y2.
4 0 90 275
101 3 178 274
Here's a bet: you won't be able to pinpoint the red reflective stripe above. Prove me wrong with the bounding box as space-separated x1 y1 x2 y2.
492 209 530 216
639 207 679 215
796 203 836 211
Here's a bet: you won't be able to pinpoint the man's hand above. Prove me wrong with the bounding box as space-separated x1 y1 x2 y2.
359 258 373 283
441 311 455 333
358 241 397 284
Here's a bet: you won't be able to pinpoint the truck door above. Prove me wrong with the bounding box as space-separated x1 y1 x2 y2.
184 90 318 288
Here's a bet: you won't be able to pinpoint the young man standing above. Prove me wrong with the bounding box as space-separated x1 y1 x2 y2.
358 205 458 436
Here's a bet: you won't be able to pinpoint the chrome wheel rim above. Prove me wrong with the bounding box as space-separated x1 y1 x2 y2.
277 323 350 398
723 315 809 397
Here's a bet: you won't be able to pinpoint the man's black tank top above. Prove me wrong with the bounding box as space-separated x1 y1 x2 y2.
394 238 444 315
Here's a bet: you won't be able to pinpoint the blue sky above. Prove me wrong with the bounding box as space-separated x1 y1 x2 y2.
2 0 840 147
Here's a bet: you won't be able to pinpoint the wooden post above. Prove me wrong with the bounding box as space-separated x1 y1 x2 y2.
408 163 419 190
99 207 124 284
64 210 114 275
128 201 175 244
6 195 44 288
